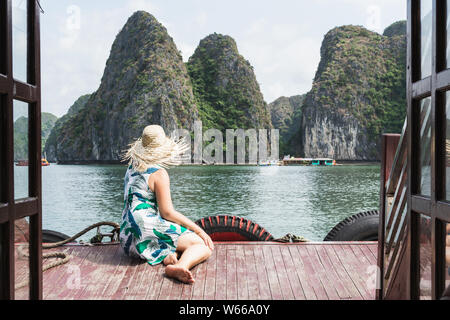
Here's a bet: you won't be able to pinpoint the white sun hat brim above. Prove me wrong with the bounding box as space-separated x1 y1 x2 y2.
122 127 190 172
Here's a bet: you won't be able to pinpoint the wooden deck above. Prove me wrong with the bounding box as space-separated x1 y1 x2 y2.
14 242 378 300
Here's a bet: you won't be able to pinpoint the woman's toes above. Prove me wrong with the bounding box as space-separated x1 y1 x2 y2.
165 265 195 284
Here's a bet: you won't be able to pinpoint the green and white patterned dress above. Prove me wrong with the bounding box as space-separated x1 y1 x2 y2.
119 165 192 265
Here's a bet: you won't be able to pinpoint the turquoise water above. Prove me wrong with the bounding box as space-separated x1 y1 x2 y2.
14 164 380 241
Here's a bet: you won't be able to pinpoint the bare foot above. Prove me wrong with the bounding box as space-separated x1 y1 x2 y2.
163 253 178 266
165 265 195 284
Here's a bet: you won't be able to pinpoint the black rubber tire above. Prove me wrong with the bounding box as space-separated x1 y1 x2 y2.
195 215 274 242
323 210 379 242
42 230 71 243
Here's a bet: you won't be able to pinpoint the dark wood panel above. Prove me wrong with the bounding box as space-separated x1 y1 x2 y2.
0 74 8 92
0 204 7 223
13 80 37 103
436 69 450 91
14 198 38 219
412 78 432 98
436 202 450 221
412 195 432 215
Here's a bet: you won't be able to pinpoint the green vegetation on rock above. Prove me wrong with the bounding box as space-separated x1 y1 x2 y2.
269 95 306 156
301 21 407 160
187 33 272 131
14 112 58 161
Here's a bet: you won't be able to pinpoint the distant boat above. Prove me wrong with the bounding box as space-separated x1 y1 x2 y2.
258 160 280 166
15 158 50 167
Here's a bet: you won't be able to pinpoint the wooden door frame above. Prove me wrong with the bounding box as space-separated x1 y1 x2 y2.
0 0 42 300
407 0 450 300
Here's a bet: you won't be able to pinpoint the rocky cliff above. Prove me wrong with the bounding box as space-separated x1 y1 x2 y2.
52 11 199 162
300 22 406 160
268 95 305 156
14 112 57 161
44 94 91 162
187 33 272 130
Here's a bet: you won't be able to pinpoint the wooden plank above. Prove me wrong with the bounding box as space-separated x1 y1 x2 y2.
72 245 110 300
81 245 126 300
42 247 78 299
261 245 283 300
349 244 376 300
121 260 149 300
158 270 175 300
44 246 93 300
236 244 249 300
145 265 165 300
214 245 227 300
94 246 129 300
243 245 260 300
279 246 305 300
226 246 238 300
134 261 159 300
253 245 272 300
359 244 378 266
315 245 352 300
306 245 340 300
332 245 371 300
287 245 317 300
179 265 197 300
167 259 184 301
53 246 104 300
368 244 378 258
191 258 208 300
296 245 328 299
271 246 295 300
111 249 142 300
203 246 217 300
106 256 138 300
323 245 362 300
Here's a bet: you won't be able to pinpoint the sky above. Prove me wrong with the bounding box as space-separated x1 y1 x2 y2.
39 0 407 118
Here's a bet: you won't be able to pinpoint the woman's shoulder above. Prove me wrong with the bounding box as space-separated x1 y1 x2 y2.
128 165 165 175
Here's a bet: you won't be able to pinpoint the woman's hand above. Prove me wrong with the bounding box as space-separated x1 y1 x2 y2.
197 230 214 251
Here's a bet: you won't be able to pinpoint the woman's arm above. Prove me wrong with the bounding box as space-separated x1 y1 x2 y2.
150 169 214 250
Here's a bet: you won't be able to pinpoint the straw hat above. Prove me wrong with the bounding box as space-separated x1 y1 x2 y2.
122 125 189 172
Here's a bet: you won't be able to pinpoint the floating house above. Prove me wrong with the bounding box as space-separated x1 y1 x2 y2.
282 157 336 166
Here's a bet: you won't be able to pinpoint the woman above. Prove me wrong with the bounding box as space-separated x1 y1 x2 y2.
120 125 213 284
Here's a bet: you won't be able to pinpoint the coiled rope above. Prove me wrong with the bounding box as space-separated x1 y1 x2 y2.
15 221 119 291
273 233 308 243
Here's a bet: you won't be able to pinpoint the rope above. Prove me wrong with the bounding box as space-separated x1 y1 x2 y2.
273 233 309 243
15 222 120 291
42 221 120 249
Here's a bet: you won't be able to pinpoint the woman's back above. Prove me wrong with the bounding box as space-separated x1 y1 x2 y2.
123 166 160 216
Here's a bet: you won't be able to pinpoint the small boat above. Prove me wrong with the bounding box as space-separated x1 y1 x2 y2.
15 158 51 167
15 160 29 166
41 158 50 166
